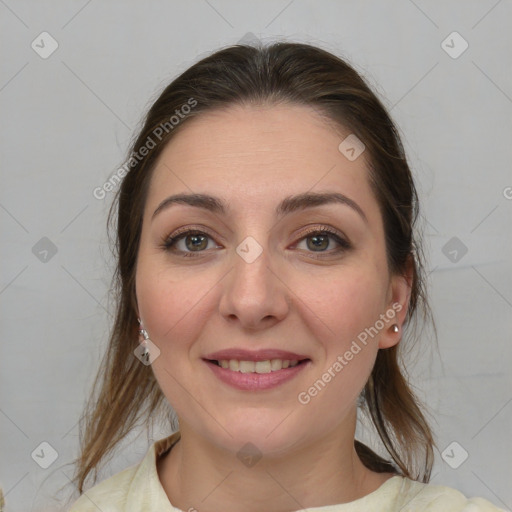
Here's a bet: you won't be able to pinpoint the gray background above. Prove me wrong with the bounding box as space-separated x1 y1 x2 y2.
1 1 511 511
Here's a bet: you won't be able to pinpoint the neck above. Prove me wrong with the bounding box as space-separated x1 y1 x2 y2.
157 415 393 512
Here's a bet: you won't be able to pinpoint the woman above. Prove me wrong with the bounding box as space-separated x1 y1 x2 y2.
69 42 504 511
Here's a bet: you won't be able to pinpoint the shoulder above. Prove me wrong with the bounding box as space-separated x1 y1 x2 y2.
394 477 508 512
68 432 181 512
68 464 137 511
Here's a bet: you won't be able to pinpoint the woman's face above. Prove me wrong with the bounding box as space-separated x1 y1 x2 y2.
135 104 408 455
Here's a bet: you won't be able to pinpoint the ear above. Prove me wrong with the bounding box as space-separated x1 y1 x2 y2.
378 256 413 349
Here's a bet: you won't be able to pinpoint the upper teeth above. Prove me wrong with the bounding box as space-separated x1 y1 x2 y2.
217 359 300 373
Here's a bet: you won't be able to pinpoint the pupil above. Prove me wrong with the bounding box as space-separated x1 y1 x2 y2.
186 234 207 251
308 235 328 251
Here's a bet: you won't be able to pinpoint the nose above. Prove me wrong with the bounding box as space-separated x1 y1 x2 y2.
218 243 290 331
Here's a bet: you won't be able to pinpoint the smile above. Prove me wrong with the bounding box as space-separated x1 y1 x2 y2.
213 359 301 373
204 358 311 391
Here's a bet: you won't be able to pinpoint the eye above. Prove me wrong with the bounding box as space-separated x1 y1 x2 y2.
160 226 350 258
294 228 350 255
162 229 221 255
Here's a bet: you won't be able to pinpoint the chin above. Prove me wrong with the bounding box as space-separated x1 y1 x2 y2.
197 411 310 458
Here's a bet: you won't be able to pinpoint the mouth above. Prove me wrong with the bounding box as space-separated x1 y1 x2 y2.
206 358 310 373
203 356 311 391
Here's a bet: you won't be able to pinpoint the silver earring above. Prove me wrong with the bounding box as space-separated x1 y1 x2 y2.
391 324 399 333
138 319 151 363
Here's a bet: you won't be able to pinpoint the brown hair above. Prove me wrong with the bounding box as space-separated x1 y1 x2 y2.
72 41 436 494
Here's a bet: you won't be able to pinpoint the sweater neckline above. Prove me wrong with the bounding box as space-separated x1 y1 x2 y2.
150 432 405 511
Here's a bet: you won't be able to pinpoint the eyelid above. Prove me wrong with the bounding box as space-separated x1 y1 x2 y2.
294 224 345 239
166 225 219 241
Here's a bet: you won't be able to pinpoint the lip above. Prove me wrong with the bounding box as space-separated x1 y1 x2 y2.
203 348 310 362
204 359 311 391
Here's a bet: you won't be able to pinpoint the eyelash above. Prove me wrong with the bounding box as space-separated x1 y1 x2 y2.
160 225 351 259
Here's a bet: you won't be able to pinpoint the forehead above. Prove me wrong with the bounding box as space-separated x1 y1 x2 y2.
145 104 379 222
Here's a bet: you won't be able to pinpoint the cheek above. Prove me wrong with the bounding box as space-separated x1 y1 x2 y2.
135 259 217 350
293 270 385 415
294 265 388 341
135 262 216 408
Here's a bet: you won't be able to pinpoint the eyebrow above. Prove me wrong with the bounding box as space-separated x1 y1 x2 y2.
152 191 368 223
